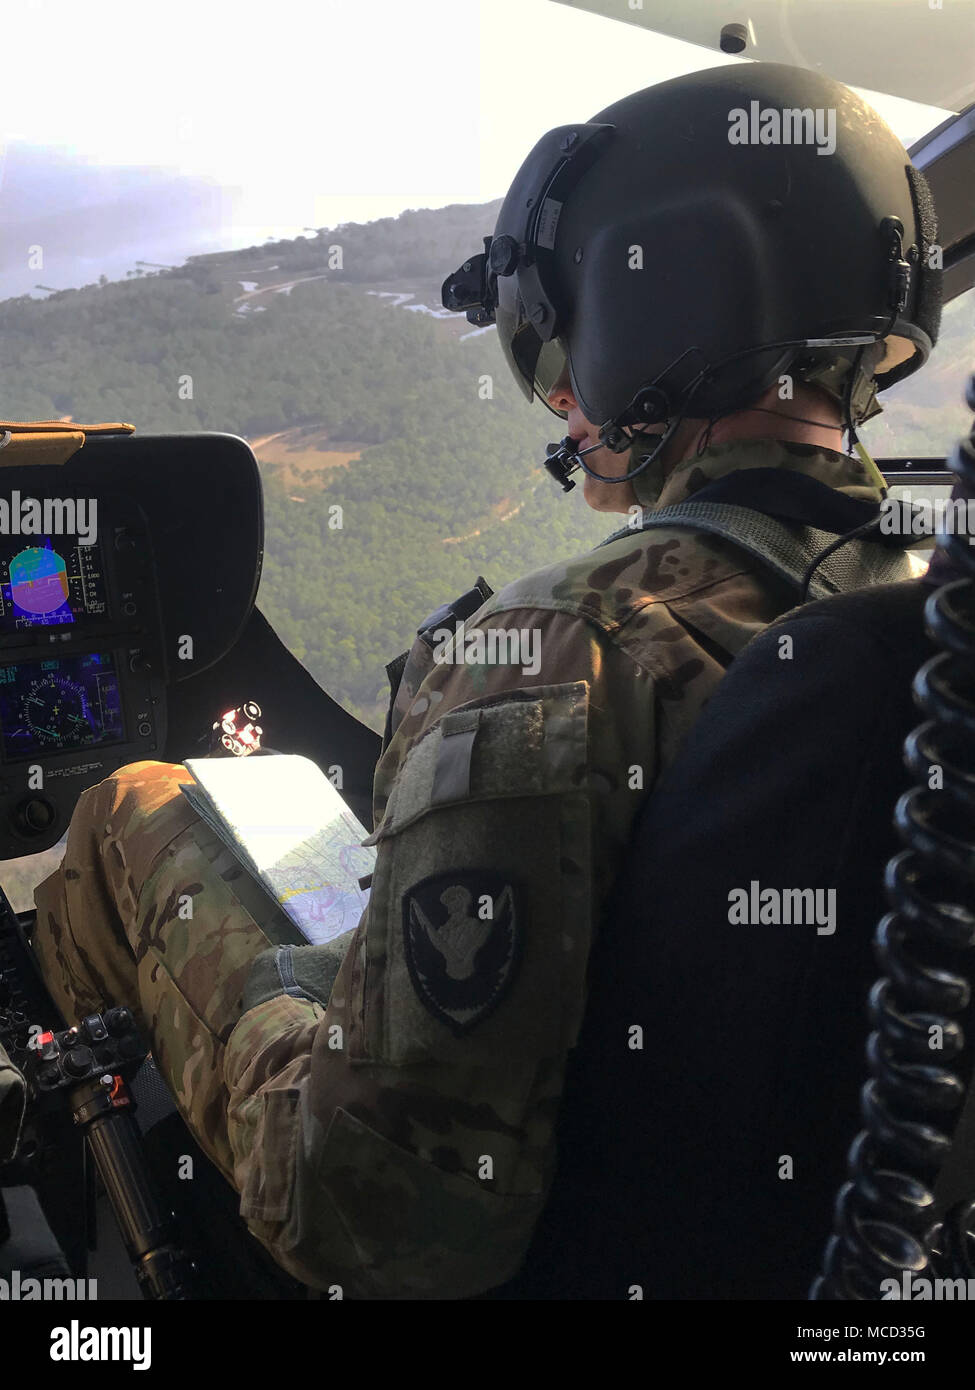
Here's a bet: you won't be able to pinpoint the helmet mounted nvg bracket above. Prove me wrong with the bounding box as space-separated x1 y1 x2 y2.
443 122 614 339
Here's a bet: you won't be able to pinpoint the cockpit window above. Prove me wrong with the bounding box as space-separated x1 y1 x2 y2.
0 14 969 904
859 284 974 460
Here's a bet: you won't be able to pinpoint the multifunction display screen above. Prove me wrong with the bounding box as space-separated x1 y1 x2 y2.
0 652 124 759
0 538 108 630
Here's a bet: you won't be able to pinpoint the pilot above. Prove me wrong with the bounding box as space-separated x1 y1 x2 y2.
30 63 941 1297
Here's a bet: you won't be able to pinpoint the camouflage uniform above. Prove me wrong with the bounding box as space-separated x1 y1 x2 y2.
31 438 913 1297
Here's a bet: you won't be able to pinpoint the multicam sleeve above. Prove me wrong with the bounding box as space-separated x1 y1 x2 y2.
221 607 659 1298
381 577 495 755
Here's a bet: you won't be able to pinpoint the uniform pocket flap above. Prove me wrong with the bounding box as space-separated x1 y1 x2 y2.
367 680 590 843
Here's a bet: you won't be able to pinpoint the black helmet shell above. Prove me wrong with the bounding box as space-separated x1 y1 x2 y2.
486 63 941 425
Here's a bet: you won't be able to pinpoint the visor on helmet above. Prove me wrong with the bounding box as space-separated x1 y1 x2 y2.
446 121 615 421
495 268 571 418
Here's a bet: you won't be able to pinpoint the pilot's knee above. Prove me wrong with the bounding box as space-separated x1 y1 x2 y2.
79 760 190 824
103 759 188 792
63 761 192 877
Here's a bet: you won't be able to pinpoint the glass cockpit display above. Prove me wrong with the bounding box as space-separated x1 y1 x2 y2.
0 538 107 629
0 652 124 758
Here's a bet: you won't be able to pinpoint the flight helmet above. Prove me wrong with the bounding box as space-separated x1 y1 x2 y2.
443 63 942 448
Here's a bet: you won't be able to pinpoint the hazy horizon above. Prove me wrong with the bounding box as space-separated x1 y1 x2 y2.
0 0 954 299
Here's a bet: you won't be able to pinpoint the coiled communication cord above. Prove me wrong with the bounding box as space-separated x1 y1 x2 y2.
811 373 975 1299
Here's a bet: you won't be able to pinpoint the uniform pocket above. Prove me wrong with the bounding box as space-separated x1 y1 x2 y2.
236 1086 301 1225
351 681 592 1068
312 1106 544 1299
225 991 323 1227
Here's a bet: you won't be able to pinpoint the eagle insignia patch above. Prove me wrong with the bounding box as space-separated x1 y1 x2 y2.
402 870 522 1034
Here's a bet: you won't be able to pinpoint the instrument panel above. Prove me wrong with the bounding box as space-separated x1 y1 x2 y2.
0 488 167 853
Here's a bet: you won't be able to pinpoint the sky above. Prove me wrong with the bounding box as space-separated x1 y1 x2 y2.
0 0 955 242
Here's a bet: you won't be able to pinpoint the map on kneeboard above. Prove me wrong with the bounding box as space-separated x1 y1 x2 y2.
179 754 374 945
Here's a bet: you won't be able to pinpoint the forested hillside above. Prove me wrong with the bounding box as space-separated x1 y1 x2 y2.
189 201 507 287
0 200 968 732
0 202 608 729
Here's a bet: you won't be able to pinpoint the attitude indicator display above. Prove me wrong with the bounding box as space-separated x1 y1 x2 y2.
0 652 124 758
0 538 108 629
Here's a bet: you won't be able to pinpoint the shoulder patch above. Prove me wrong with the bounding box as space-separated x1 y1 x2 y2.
402 871 522 1034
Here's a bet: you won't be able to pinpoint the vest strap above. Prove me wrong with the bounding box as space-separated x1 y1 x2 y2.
602 499 913 601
